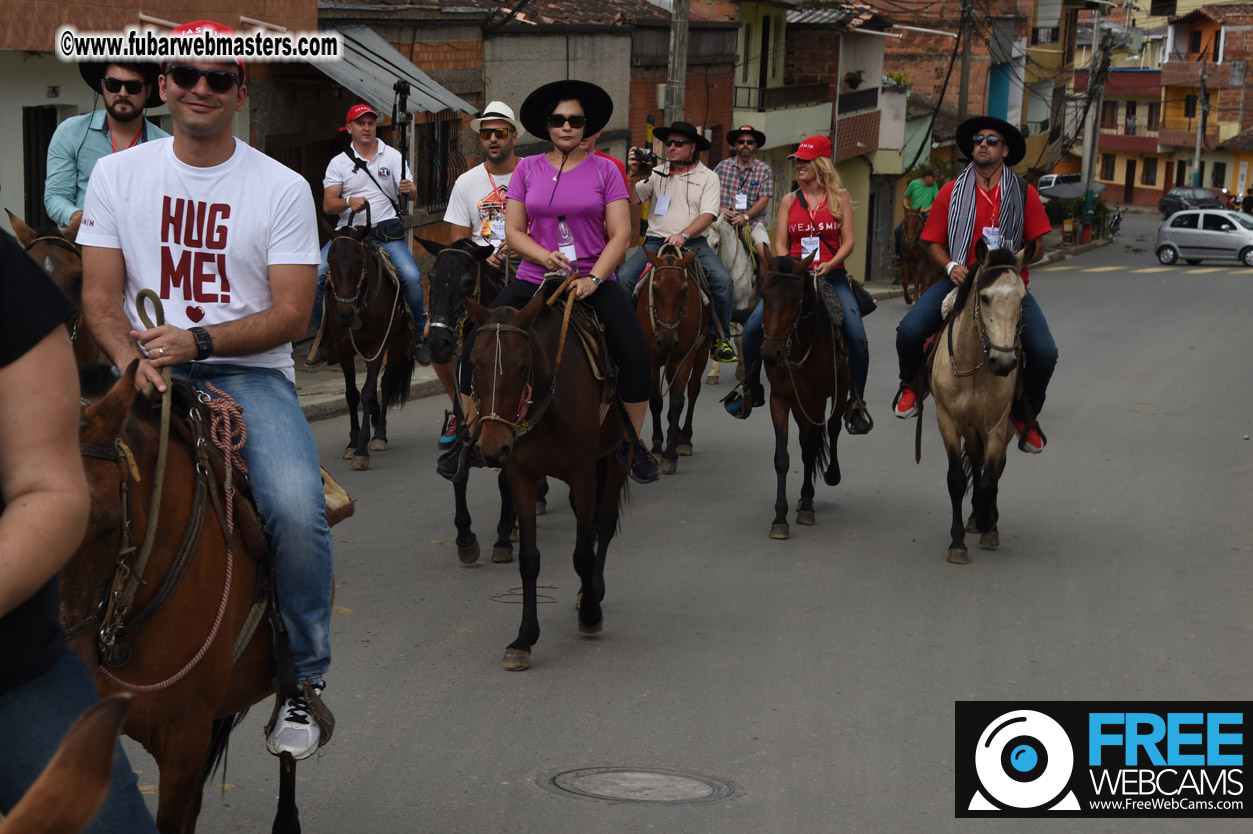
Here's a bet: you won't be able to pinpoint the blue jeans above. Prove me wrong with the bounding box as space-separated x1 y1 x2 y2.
895 278 1058 420
0 647 158 833
742 269 869 399
179 363 333 682
314 236 426 330
618 236 734 339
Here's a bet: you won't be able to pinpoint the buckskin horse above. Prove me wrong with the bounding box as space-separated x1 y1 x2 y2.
899 208 943 305
323 222 415 470
759 253 851 540
635 245 709 472
931 240 1035 565
464 277 629 671
419 237 548 565
69 357 352 833
7 209 101 366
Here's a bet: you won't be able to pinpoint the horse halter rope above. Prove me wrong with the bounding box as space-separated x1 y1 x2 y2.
647 261 690 334
761 268 845 427
328 235 402 363
947 263 1025 378
427 247 484 350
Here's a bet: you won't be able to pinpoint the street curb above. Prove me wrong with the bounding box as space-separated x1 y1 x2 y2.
301 375 446 423
1038 236 1113 266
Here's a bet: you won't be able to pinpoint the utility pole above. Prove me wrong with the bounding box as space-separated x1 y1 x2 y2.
664 0 691 126
957 0 972 121
1080 3 1106 243
1193 64 1208 186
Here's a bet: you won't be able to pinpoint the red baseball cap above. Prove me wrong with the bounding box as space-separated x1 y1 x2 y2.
166 20 245 76
339 104 381 132
788 135 833 161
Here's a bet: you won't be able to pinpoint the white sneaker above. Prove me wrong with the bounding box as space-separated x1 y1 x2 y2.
266 684 323 760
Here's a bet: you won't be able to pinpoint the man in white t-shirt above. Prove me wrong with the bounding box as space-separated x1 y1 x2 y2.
311 104 429 365
79 20 335 762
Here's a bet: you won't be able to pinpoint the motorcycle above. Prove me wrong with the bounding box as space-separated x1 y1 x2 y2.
1110 203 1126 236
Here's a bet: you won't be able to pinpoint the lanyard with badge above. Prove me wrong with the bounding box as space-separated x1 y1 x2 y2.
734 164 753 211
977 180 1002 249
794 189 831 264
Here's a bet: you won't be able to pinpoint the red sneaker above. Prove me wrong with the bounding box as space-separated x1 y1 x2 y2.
893 386 918 419
1009 416 1045 453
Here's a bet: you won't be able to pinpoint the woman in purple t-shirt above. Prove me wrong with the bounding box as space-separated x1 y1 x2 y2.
449 80 657 484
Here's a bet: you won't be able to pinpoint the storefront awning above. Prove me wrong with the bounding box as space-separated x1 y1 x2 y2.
316 26 475 115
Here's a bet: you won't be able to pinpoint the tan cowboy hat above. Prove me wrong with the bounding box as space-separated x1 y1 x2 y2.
471 101 525 137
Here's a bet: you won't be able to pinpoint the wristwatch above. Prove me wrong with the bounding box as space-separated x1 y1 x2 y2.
681 231 691 241
945 260 961 276
589 274 604 286
190 326 214 361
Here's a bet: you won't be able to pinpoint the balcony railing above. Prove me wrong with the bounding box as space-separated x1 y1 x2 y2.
1099 124 1160 136
837 87 879 115
734 82 829 112
1162 116 1216 133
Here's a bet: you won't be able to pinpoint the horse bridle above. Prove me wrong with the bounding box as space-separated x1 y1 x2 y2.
474 322 535 443
26 235 87 342
647 261 690 334
947 263 1026 377
327 235 403 363
761 268 814 363
427 247 485 347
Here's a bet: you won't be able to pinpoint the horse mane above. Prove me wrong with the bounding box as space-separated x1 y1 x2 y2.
948 248 1020 321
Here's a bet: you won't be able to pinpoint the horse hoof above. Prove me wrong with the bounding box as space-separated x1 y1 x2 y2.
965 517 979 534
491 545 513 564
980 528 1000 548
368 438 387 452
576 593 603 634
769 523 789 540
823 467 841 487
535 501 547 517
660 457 677 475
342 445 355 461
457 540 480 564
510 528 518 544
350 455 370 471
947 547 969 565
501 648 530 671
796 510 816 526
705 368 720 384
676 443 693 457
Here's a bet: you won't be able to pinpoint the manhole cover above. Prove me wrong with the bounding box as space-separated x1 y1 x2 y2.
545 767 739 805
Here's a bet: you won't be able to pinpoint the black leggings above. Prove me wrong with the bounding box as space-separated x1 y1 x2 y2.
459 278 652 402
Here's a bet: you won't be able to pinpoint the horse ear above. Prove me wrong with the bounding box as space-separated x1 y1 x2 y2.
513 286 546 331
975 237 990 263
415 237 445 256
465 296 492 326
87 360 140 434
6 209 37 247
678 249 698 268
644 247 665 267
799 252 816 273
317 213 335 242
1017 238 1039 267
761 245 775 275
64 213 82 243
472 243 495 262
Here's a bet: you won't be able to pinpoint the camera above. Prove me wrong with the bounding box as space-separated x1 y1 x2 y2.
632 147 657 167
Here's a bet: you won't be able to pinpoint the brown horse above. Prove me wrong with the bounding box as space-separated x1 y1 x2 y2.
7 210 100 366
68 362 348 833
636 246 710 472
324 225 415 470
0 696 131 834
900 209 943 305
464 283 629 671
931 240 1034 564
759 254 851 540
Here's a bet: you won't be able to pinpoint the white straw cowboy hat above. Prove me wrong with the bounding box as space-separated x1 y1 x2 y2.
471 101 525 137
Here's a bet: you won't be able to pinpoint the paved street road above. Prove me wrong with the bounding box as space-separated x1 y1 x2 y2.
127 212 1252 832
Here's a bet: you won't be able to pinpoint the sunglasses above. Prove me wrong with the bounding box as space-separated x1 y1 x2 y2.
736 139 756 146
664 138 692 147
103 77 145 95
167 65 240 94
479 127 512 140
546 114 587 129
971 134 1003 147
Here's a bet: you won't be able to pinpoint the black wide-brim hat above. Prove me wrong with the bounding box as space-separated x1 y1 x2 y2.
727 124 766 147
79 61 164 110
654 120 711 152
519 80 613 138
956 116 1026 167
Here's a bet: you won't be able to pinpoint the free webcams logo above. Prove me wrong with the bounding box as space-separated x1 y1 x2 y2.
955 702 1249 818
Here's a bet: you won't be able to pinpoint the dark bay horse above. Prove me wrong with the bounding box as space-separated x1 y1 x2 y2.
324 225 415 470
759 254 851 540
70 362 350 833
0 695 131 834
7 209 100 366
931 240 1034 564
419 238 549 565
900 209 943 305
635 246 709 472
465 283 629 671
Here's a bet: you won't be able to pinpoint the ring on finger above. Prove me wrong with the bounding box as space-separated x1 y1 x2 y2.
158 347 166 357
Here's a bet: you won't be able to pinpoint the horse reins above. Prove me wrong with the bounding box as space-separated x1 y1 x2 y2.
760 268 847 428
946 264 1025 378
646 254 708 400
328 235 403 363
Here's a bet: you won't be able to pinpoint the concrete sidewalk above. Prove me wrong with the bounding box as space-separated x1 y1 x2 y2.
296 230 1110 422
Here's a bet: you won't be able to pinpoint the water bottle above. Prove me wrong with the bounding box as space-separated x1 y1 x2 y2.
557 215 577 267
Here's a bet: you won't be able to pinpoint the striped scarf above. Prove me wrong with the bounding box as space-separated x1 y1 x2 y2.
946 162 1025 265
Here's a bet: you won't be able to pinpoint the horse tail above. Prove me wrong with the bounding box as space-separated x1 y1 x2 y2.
804 418 831 480
959 441 976 498
202 708 250 786
380 335 414 411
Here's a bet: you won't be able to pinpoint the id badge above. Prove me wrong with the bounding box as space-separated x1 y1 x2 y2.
653 194 671 216
489 218 506 244
800 236 821 258
735 193 749 211
982 226 1001 248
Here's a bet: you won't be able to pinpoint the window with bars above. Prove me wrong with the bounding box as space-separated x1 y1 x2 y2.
1184 95 1198 119
1212 161 1227 190
1100 153 1116 180
414 111 465 214
1142 157 1158 186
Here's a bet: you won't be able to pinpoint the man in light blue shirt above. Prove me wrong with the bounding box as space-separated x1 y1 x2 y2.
44 62 167 230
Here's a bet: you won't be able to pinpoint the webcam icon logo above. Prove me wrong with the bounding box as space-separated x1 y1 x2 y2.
969 709 1081 811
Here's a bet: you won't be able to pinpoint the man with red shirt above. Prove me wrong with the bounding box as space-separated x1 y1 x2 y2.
891 117 1057 453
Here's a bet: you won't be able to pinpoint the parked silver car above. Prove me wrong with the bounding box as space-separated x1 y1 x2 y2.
1155 209 1253 266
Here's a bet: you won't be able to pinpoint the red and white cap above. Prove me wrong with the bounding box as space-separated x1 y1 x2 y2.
166 20 245 76
339 104 381 131
788 135 833 161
